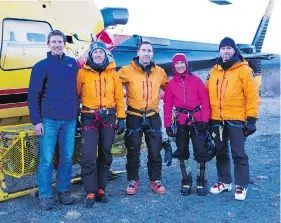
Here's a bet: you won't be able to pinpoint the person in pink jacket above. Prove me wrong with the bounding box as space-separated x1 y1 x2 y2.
164 53 211 196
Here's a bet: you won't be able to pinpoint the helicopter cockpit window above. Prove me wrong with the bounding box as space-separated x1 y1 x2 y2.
27 33 47 42
0 19 52 70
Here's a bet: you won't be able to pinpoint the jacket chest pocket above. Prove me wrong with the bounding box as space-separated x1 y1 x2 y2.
103 77 114 97
131 79 148 100
222 76 238 100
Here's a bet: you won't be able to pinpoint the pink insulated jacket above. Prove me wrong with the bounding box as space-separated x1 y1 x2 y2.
163 73 210 128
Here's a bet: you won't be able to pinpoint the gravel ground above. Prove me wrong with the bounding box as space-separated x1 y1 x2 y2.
0 96 280 223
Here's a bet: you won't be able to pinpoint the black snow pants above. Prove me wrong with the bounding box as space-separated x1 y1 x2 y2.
125 113 163 181
209 120 249 185
80 113 116 194
175 123 212 162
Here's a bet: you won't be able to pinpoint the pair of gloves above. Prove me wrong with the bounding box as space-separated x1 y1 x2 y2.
166 117 257 137
166 122 209 137
116 119 125 135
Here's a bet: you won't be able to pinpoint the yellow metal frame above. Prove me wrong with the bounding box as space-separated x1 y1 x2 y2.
0 123 126 202
0 176 82 202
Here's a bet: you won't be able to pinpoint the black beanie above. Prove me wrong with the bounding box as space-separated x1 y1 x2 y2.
219 37 236 50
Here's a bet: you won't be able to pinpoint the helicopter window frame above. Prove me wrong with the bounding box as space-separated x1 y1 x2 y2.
0 18 53 71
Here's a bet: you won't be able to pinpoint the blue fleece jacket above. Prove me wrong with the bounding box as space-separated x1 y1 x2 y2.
28 52 79 124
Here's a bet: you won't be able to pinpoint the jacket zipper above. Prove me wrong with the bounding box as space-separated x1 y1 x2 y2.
219 71 226 119
223 80 228 98
146 76 149 109
99 74 102 108
150 81 152 100
95 80 98 97
142 81 145 99
104 77 106 97
180 78 187 104
216 78 219 98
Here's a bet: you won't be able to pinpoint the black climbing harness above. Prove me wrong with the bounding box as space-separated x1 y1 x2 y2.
126 106 162 136
174 105 202 126
171 105 202 136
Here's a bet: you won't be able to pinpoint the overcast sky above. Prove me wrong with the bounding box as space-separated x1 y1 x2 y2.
95 0 280 54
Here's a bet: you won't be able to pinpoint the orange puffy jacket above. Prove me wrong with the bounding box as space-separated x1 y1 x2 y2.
206 60 260 121
118 60 168 117
77 62 125 118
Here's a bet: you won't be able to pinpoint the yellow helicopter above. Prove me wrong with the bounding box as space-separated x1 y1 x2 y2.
0 0 130 201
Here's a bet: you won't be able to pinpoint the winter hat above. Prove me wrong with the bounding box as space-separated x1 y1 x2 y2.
172 53 190 75
172 53 188 67
219 37 237 51
89 41 107 57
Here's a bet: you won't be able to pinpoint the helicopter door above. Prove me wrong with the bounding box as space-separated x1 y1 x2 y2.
0 19 52 70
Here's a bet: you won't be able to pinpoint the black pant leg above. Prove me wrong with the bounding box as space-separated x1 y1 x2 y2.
80 114 99 194
97 114 116 190
144 114 163 181
191 124 211 162
124 114 143 181
227 121 249 185
210 120 232 184
175 126 190 160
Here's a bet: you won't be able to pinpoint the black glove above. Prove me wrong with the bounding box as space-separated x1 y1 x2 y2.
162 140 173 166
166 127 175 137
116 119 125 135
244 117 257 137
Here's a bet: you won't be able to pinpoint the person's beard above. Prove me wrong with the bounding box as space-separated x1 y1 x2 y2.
222 53 232 62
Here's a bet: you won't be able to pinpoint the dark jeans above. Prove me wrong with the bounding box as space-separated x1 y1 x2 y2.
209 120 249 185
175 123 212 162
125 114 162 181
80 113 116 194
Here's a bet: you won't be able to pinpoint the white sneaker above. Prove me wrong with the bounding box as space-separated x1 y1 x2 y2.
209 182 232 194
235 185 248 201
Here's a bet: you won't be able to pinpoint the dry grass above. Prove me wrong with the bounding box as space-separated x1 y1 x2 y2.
261 67 280 96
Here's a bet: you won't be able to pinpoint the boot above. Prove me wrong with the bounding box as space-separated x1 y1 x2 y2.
180 159 192 196
197 162 208 196
181 173 192 196
96 189 108 203
85 193 95 208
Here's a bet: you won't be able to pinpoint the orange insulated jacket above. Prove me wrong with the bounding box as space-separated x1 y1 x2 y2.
77 62 125 118
118 60 168 117
206 61 260 121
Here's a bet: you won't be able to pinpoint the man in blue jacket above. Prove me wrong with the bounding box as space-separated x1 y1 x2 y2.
28 30 79 211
